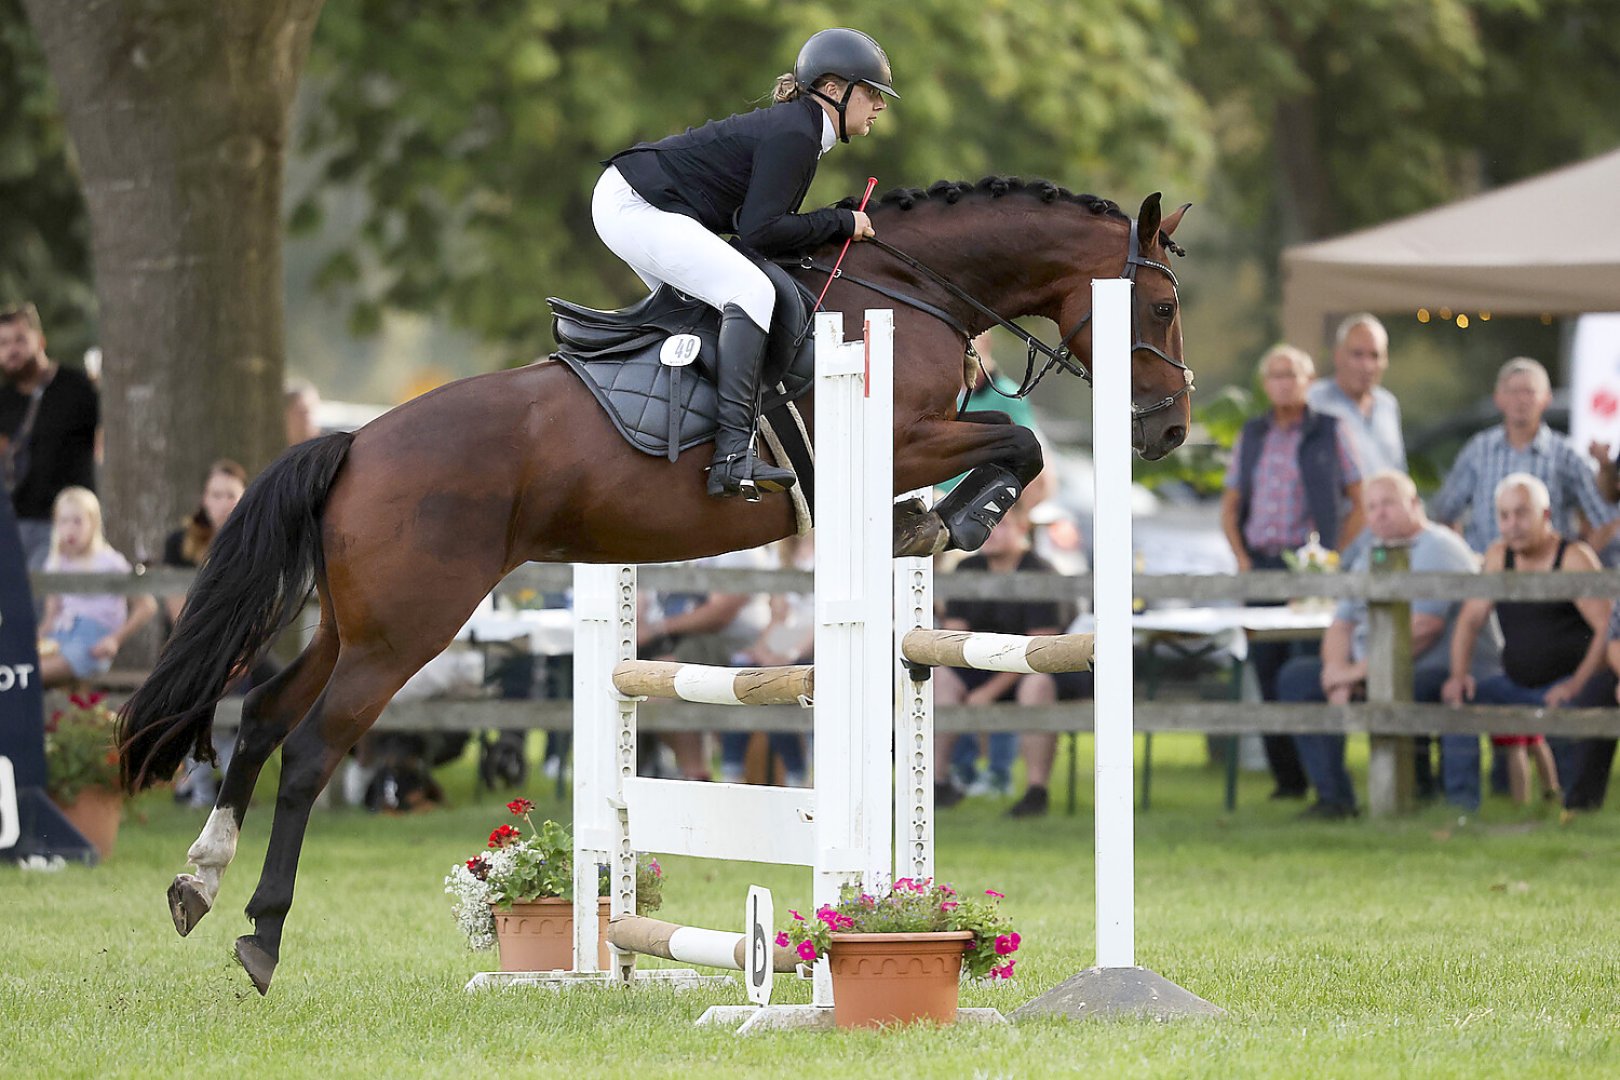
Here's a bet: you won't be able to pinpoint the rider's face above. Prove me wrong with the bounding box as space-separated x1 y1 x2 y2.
841 83 886 136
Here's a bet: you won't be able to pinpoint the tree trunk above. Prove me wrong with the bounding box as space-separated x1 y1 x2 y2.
20 0 324 561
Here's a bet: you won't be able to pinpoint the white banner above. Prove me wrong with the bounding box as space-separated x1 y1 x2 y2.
1569 313 1620 462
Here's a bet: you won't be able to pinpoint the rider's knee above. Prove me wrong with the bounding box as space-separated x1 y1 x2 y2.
725 277 776 332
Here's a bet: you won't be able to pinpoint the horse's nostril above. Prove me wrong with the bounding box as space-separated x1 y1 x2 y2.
1163 425 1187 448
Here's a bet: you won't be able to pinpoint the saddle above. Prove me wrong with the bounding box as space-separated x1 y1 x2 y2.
549 256 818 463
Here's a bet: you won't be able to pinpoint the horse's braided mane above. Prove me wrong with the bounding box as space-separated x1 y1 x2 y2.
832 176 1186 256
833 176 1126 220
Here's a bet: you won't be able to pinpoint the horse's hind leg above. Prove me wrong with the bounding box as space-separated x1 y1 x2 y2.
232 646 426 995
168 620 340 937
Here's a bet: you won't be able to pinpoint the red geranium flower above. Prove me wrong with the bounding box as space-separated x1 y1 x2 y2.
506 798 534 815
487 824 521 848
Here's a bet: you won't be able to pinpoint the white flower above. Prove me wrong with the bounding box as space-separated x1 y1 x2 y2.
444 863 496 950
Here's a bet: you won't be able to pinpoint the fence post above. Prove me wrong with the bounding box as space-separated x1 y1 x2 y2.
1365 543 1414 816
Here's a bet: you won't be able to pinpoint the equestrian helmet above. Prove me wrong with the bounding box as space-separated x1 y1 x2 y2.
794 28 899 99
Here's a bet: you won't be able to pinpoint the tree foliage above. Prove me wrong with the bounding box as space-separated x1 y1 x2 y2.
294 0 1211 360
0 0 92 358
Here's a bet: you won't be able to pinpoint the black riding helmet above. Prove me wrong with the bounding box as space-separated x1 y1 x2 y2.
794 28 898 143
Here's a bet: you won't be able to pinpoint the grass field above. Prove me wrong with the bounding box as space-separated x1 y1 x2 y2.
4 735 1619 1079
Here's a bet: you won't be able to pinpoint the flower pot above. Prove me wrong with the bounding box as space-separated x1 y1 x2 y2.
52 786 123 859
492 896 611 972
827 930 973 1029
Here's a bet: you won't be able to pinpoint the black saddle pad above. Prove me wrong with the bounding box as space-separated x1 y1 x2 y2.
549 259 816 459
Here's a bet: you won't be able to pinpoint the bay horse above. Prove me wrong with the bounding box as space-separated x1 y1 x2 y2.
119 177 1192 994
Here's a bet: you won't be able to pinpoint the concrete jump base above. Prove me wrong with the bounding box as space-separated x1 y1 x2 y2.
1009 966 1224 1022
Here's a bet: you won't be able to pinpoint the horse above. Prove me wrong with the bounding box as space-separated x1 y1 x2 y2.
118 176 1192 994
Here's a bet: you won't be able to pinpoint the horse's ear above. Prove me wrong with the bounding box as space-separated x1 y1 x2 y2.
1136 193 1162 253
1161 202 1192 238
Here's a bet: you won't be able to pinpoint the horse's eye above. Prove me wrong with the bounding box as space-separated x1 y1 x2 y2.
1153 303 1176 320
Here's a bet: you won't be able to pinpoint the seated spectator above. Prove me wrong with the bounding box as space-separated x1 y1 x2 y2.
931 502 1078 814
36 486 156 687
1443 474 1612 807
1278 470 1499 819
718 534 814 787
1221 343 1363 800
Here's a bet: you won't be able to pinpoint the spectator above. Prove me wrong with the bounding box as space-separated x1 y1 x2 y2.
1306 314 1406 476
1442 474 1612 808
1432 357 1620 556
36 487 156 688
639 546 772 780
931 502 1078 813
1221 344 1363 800
0 302 99 569
717 534 814 787
284 379 322 446
160 460 248 625
1277 470 1499 819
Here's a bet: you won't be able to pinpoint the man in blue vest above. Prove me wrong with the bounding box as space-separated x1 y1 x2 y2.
1222 344 1363 799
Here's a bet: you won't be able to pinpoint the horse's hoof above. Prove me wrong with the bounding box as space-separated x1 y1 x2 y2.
233 935 277 996
168 874 212 937
893 507 950 558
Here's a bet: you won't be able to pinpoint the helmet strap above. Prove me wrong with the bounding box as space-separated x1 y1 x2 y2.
806 83 857 143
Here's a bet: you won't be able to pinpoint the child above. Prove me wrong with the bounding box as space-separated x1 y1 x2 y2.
38 486 156 687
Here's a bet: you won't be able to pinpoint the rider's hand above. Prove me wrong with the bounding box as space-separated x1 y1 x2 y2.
851 211 875 241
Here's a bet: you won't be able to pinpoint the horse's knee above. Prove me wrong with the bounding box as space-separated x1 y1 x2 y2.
1007 425 1044 484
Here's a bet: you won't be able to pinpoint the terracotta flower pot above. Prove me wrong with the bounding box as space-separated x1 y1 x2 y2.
53 786 123 859
827 930 973 1029
492 896 611 972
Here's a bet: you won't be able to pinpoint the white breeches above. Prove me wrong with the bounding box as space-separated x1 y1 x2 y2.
591 166 776 332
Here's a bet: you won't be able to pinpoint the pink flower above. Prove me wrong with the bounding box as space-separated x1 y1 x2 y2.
1008 932 1021 951
796 940 818 962
648 859 662 878
940 901 959 912
789 909 805 922
775 932 790 948
985 889 1004 899
994 934 1017 955
939 884 955 897
992 960 1016 979
894 878 912 891
835 915 855 931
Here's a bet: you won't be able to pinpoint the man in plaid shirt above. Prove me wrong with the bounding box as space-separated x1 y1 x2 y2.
1431 357 1620 555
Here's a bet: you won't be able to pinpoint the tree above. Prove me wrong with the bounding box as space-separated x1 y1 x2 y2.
19 0 324 556
0 0 93 359
293 0 1213 364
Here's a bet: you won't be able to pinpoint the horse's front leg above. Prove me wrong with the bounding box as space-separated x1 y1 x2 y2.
893 412 1044 555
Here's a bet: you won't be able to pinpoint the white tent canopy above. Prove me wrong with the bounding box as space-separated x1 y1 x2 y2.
1281 147 1620 352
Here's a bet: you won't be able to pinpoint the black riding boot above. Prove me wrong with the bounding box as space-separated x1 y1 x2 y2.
934 464 1023 551
707 303 797 499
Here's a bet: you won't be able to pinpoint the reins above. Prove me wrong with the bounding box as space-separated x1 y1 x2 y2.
792 218 1195 423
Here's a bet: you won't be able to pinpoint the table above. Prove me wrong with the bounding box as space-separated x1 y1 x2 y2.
1128 605 1332 812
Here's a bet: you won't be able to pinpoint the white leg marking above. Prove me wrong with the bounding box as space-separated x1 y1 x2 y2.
184 808 239 904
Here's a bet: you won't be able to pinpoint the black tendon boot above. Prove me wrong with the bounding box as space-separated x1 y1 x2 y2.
707 303 797 499
934 465 1023 551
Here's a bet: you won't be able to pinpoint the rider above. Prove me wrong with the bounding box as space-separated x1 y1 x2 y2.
593 28 896 498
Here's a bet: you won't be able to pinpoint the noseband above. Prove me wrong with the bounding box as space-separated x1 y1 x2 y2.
797 218 1195 434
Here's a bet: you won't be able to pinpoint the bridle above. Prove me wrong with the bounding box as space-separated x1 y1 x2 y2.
796 217 1195 434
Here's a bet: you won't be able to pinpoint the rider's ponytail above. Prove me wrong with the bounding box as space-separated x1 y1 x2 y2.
771 72 801 103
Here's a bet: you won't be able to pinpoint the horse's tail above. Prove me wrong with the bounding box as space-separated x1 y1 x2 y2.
118 432 356 792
